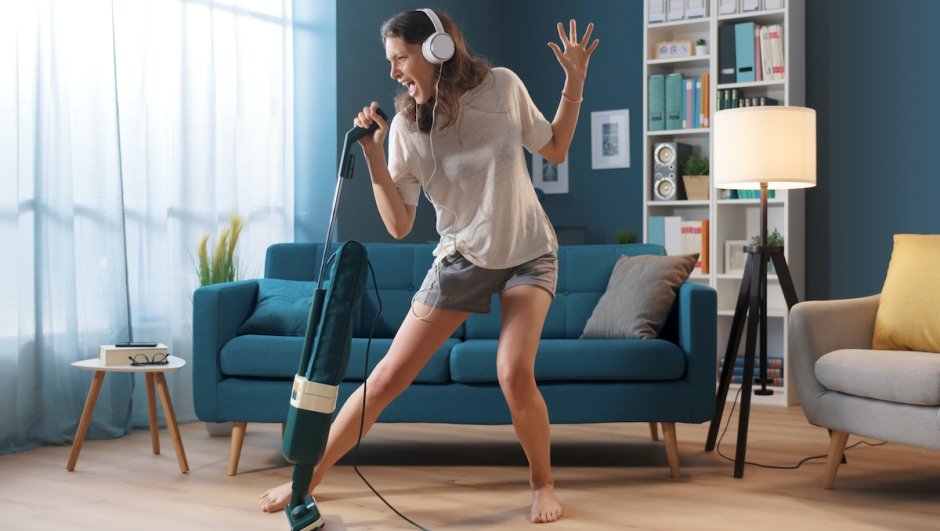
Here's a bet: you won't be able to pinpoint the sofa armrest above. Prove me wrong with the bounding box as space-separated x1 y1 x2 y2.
192 280 259 422
675 282 718 422
788 294 880 424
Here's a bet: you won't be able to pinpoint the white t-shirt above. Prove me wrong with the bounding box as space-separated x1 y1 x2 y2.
387 67 557 270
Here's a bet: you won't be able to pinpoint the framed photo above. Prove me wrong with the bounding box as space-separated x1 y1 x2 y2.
591 109 630 170
654 40 692 59
532 152 568 194
724 240 750 275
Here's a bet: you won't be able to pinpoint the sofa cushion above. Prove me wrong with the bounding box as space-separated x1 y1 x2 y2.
219 335 454 384
449 339 686 383
816 349 940 406
581 253 697 339
236 279 321 336
872 234 940 354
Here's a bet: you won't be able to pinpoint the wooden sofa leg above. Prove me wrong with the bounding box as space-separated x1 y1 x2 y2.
648 422 659 441
228 422 247 476
661 422 680 478
823 430 850 489
282 422 286 438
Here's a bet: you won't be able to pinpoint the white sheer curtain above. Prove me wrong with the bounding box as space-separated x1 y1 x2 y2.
0 0 294 454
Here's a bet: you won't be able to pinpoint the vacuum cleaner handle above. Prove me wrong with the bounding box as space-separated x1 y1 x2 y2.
346 106 389 144
339 106 389 179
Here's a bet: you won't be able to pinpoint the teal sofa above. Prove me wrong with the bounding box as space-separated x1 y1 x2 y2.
193 243 716 476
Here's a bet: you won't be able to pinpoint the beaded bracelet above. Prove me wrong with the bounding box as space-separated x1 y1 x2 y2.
562 93 583 104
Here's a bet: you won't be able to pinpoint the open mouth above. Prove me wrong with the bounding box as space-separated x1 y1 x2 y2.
406 81 416 97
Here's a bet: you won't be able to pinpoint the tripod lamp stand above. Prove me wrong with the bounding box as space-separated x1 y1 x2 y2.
704 106 817 478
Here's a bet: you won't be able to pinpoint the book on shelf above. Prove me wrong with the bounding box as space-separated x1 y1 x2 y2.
721 188 776 200
729 367 784 378
648 217 709 274
731 375 784 387
720 356 784 369
648 75 665 131
716 89 778 111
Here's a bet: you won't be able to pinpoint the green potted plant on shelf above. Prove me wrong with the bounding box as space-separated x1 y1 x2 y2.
695 38 708 56
751 228 784 273
616 228 637 244
681 154 710 200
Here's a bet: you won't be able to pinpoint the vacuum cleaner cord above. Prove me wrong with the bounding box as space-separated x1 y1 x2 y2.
352 260 432 531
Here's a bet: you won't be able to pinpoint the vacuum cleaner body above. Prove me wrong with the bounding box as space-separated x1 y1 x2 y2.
282 240 369 531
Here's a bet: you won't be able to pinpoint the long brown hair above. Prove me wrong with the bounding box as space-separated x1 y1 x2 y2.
381 10 491 133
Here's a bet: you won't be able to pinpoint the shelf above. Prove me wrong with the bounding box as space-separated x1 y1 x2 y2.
716 79 785 90
647 17 711 30
717 8 786 24
718 309 785 318
647 55 711 66
717 199 785 205
647 128 710 137
717 273 780 280
646 199 710 207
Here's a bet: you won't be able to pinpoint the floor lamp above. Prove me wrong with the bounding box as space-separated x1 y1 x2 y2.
704 106 817 478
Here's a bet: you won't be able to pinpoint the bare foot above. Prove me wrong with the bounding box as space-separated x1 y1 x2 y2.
259 481 294 513
530 484 563 523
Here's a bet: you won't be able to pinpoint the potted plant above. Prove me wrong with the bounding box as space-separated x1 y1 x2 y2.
751 229 784 273
695 38 708 56
680 154 709 200
616 228 637 244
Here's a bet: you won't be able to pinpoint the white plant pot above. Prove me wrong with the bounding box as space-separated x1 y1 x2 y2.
696 45 709 56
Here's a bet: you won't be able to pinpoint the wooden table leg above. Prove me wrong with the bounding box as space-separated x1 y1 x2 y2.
155 372 189 473
67 371 106 471
145 373 160 455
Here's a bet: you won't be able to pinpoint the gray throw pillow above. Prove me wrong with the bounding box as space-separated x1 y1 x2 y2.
236 279 323 336
581 254 698 339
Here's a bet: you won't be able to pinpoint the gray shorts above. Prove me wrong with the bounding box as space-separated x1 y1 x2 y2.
413 251 558 314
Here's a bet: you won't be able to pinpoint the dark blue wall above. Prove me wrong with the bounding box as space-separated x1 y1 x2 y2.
805 0 940 300
299 0 940 300
498 1 642 245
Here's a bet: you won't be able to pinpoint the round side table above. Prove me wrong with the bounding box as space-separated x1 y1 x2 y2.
67 355 189 473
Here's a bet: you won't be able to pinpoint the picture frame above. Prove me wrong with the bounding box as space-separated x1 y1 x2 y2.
724 240 750 275
532 152 568 194
654 40 692 59
591 109 630 170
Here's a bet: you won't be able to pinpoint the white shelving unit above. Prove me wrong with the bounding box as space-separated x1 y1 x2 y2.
643 0 805 406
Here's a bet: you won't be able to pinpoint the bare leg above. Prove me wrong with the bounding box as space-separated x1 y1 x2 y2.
260 302 469 512
497 285 562 523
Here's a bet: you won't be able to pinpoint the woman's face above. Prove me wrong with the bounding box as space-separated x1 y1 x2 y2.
386 36 437 105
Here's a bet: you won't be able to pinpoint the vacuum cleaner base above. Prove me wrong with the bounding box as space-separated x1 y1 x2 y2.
285 495 324 531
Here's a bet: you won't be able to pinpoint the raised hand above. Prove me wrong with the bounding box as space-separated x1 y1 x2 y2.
547 20 599 83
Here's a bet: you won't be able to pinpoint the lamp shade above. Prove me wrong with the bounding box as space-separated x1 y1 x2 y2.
713 106 816 190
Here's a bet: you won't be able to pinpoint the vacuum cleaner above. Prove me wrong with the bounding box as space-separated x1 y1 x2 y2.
281 107 388 531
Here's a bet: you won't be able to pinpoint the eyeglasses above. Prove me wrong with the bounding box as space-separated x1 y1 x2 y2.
129 353 169 366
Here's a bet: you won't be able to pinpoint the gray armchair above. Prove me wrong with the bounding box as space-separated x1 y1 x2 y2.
789 294 940 489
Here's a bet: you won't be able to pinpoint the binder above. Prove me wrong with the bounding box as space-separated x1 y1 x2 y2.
665 73 683 130
734 22 756 83
648 0 666 23
648 216 665 247
666 0 685 21
664 216 683 255
648 75 665 131
754 24 762 82
718 24 736 84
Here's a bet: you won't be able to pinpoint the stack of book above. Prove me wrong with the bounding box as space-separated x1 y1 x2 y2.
718 22 785 85
721 189 776 200
648 73 710 131
719 356 784 387
648 216 709 275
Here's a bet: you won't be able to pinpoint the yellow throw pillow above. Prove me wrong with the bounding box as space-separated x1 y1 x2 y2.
872 234 940 353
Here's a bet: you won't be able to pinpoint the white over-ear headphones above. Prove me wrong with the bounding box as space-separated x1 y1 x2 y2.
419 8 455 64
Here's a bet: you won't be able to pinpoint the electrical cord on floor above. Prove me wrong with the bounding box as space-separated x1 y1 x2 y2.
716 384 888 470
352 260 432 531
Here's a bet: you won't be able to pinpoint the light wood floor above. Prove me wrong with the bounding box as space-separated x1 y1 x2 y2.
2 404 939 530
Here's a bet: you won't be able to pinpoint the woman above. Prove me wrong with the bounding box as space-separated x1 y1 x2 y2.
261 9 597 524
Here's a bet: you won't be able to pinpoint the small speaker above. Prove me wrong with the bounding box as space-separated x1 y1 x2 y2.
652 142 692 200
